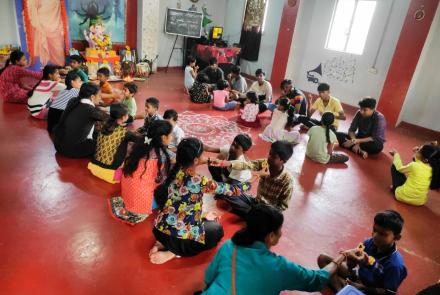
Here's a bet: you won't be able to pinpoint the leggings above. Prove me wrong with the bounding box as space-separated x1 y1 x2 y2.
153 221 224 257
391 164 406 192
336 132 384 155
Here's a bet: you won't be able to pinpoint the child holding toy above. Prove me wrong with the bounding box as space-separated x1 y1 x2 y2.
317 210 407 294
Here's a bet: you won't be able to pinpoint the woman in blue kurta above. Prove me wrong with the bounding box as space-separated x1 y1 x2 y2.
200 204 345 294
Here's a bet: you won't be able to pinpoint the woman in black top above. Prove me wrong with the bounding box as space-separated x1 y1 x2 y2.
189 73 211 104
54 83 108 158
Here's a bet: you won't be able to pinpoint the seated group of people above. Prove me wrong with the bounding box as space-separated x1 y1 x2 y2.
1 50 439 295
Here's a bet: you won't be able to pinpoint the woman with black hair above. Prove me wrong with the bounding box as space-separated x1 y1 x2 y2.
88 103 140 184
109 120 174 224
198 204 344 294
0 50 42 103
149 138 248 264
53 82 108 158
306 112 349 164
27 64 65 119
47 71 83 133
189 73 211 103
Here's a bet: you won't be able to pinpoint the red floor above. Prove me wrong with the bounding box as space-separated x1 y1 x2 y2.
0 69 439 295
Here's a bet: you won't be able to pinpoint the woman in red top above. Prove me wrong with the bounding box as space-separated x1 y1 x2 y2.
0 50 42 103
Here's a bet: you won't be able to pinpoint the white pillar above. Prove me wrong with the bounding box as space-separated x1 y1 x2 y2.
137 0 160 72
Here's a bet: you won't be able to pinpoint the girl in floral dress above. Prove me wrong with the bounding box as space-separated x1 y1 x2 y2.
149 138 249 264
109 120 175 225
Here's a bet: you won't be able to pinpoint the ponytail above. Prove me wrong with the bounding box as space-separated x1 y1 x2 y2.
232 204 284 246
321 112 335 144
28 64 59 97
154 138 204 209
325 125 331 144
101 103 128 135
420 144 440 189
286 105 295 128
123 120 173 184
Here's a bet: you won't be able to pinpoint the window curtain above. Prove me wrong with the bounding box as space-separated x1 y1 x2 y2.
239 0 267 61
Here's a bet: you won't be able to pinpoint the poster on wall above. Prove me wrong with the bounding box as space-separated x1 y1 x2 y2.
67 0 126 43
15 0 70 68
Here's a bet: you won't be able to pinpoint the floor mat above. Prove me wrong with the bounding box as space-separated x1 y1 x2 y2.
178 111 251 147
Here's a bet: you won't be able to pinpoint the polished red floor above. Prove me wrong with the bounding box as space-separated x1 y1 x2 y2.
1 70 439 295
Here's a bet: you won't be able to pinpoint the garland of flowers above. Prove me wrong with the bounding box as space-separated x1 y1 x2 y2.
22 0 34 64
60 0 70 56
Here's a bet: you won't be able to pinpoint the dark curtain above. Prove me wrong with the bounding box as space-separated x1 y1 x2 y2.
239 0 267 61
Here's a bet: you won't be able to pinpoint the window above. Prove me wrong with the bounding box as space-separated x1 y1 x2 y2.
326 0 376 55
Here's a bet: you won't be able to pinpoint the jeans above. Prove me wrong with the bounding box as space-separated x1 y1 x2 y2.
214 101 237 111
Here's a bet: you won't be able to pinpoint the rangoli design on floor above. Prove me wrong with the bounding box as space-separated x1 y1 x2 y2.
178 111 251 147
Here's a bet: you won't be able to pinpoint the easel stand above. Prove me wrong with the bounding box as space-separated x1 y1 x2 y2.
165 35 185 73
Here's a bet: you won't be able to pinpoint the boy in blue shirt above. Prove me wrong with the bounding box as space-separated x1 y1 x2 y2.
318 210 407 294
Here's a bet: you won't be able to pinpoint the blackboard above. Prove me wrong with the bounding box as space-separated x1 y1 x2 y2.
165 8 203 38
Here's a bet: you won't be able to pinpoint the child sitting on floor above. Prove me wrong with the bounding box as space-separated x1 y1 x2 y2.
0 50 42 104
27 65 66 119
213 79 237 111
137 97 162 134
306 112 349 164
109 120 175 225
237 91 260 127
69 55 89 82
121 82 138 124
97 67 120 106
149 138 248 264
163 109 185 150
189 73 211 104
260 98 300 144
184 56 198 92
47 71 82 133
88 103 140 184
389 142 439 206
317 210 407 294
211 140 294 217
205 134 253 185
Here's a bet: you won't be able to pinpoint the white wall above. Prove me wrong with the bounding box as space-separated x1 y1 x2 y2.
0 1 20 46
399 4 440 132
285 0 410 107
223 0 284 80
156 0 228 67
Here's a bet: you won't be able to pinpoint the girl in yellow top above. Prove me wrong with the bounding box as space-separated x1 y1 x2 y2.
390 143 440 206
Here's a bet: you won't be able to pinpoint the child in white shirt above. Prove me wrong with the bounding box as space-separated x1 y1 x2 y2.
163 109 185 150
260 98 300 144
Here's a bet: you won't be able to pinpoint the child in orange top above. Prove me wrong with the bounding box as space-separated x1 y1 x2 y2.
97 67 120 106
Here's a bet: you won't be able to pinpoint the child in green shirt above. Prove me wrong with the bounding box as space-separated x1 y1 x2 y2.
69 55 89 82
122 82 138 124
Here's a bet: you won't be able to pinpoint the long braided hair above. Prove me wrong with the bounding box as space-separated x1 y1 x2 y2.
123 120 173 183
154 138 204 209
321 112 335 144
